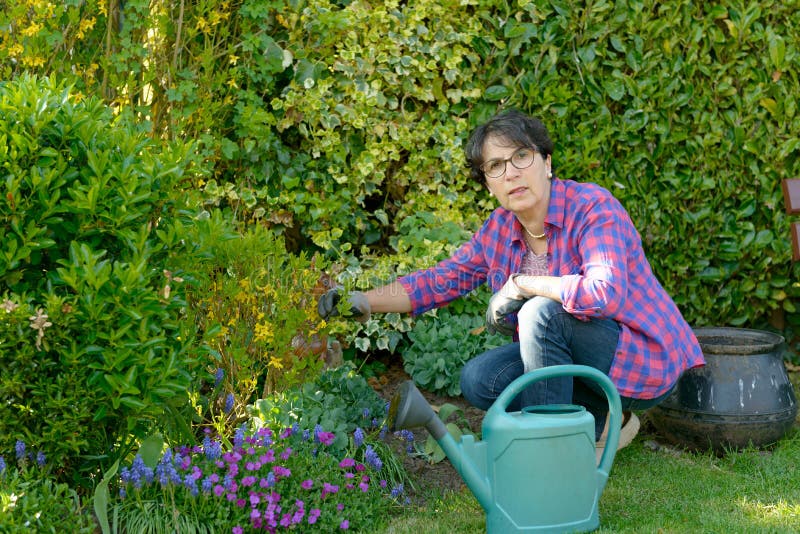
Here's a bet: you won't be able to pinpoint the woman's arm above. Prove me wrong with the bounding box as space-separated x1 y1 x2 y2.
364 281 413 313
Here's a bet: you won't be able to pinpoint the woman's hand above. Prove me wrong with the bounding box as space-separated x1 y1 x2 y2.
317 287 371 323
485 276 531 336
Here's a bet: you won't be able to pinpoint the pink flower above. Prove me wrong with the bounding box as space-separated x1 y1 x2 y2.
236 498 246 508
232 526 243 534
322 482 339 498
242 476 256 487
339 458 356 468
355 463 366 472
317 432 336 446
340 519 350 530
273 465 291 478
337 503 344 511
280 447 292 460
250 493 261 506
261 450 275 463
213 484 224 497
308 508 321 525
359 481 369 492
301 479 313 490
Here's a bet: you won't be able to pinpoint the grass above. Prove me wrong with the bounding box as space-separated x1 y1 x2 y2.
383 375 800 534
383 427 800 534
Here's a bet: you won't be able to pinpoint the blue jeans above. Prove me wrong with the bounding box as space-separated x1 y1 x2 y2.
461 297 675 439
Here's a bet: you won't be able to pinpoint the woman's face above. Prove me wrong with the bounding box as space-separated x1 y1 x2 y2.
482 134 551 217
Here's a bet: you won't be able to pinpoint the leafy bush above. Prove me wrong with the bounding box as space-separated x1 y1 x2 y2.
0 75 201 486
0 446 96 532
249 363 388 454
113 425 405 532
179 221 335 421
7 0 800 336
402 306 506 396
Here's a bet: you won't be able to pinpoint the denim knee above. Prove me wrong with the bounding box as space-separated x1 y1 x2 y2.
516 297 564 332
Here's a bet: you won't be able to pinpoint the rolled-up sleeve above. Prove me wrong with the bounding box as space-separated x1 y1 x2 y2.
560 198 629 319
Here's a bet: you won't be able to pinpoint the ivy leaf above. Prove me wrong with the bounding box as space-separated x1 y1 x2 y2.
484 85 510 101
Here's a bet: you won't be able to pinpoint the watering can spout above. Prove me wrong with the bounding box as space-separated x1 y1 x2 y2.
388 381 493 510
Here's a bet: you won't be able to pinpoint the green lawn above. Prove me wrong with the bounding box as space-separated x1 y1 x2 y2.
383 376 800 534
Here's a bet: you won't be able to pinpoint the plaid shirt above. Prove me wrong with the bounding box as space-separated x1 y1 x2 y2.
398 177 704 399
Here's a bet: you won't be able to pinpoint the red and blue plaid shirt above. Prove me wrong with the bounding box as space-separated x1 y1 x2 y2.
398 178 705 399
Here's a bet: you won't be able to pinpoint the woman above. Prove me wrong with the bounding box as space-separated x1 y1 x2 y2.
318 109 705 451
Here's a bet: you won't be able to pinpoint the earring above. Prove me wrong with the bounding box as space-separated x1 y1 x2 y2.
547 169 552 178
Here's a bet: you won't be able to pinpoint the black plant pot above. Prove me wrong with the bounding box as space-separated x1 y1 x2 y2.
648 327 798 453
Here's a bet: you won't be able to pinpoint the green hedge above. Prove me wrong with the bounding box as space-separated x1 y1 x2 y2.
4 0 800 332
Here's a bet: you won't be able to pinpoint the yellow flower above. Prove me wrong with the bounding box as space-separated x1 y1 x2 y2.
254 321 273 343
22 56 46 68
76 17 96 40
21 22 43 37
268 356 284 369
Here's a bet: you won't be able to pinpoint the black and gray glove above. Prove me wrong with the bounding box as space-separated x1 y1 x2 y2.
317 287 371 323
485 275 531 336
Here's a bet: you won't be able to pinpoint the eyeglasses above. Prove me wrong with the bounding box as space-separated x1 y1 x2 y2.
480 147 537 179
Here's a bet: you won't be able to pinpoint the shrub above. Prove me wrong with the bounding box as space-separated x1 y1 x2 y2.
0 445 96 532
249 363 389 454
179 221 335 422
0 75 201 487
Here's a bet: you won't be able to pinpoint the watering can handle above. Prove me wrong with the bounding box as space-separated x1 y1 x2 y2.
488 364 623 475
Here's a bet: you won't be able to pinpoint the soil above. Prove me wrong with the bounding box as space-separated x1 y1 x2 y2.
365 353 800 505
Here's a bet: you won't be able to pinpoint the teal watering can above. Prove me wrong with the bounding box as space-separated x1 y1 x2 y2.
388 364 622 533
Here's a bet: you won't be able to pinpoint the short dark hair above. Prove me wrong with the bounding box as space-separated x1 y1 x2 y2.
465 109 554 184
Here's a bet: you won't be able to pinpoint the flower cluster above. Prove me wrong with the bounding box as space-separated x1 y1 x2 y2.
0 439 47 479
118 425 404 532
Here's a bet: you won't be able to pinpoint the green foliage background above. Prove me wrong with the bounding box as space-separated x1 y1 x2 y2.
3 2 800 339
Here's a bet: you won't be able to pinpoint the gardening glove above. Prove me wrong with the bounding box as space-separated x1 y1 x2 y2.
486 275 531 336
317 287 371 323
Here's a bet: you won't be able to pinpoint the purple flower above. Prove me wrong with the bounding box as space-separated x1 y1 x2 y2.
213 484 225 497
308 508 321 525
233 425 246 447
280 447 292 460
362 408 370 418
0 456 6 475
15 440 25 460
340 519 350 529
339 458 356 469
273 465 291 478
232 527 243 534
214 368 224 387
203 436 222 461
364 445 382 470
391 483 404 498
353 427 365 448
224 393 235 414
301 479 313 490
36 451 46 467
